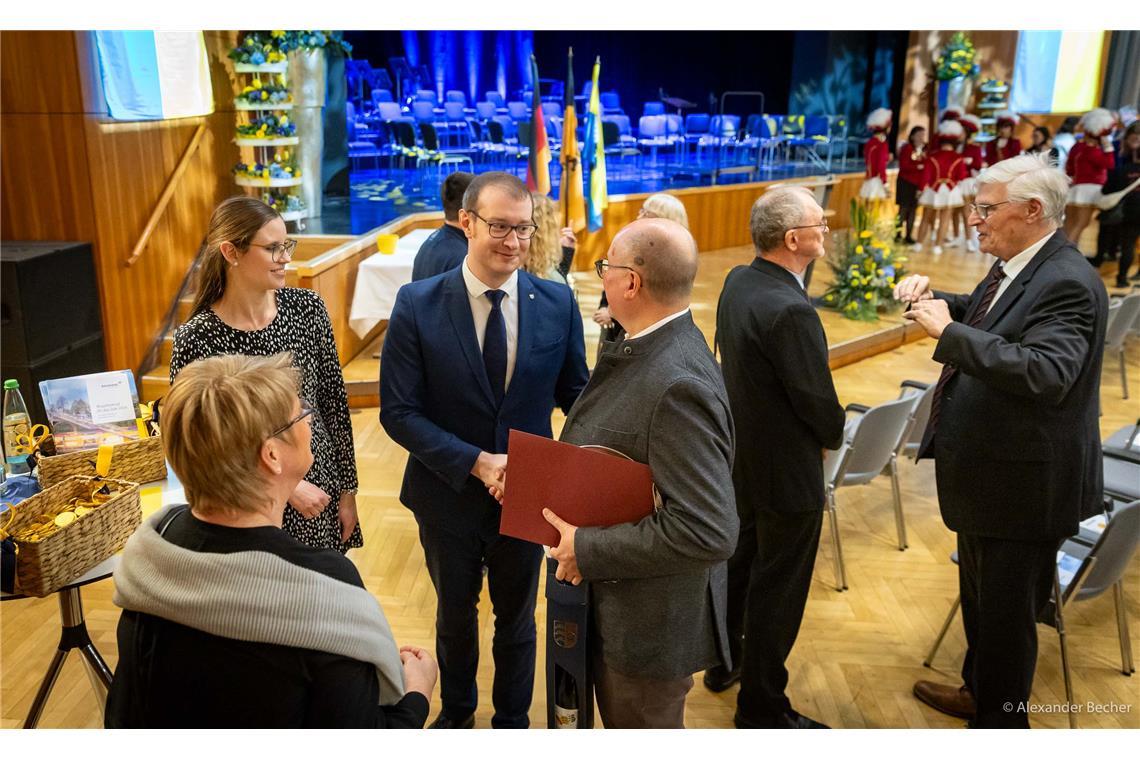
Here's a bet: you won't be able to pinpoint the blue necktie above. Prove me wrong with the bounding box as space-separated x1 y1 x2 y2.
483 289 507 406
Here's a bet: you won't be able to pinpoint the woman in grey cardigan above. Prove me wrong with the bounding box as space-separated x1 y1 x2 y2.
106 353 436 728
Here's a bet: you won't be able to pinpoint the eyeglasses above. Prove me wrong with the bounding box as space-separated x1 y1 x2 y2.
969 201 1012 220
270 398 316 439
786 222 830 234
249 238 298 263
594 259 639 278
466 210 538 240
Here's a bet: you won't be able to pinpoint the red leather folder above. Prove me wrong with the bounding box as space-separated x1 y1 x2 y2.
499 429 656 547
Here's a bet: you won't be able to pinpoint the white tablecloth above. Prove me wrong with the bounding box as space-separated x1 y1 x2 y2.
348 228 436 339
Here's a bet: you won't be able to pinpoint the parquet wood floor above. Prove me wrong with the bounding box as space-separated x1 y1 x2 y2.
3 237 1137 730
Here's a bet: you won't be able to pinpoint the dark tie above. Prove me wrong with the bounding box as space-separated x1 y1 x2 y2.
483 289 507 406
927 264 1006 438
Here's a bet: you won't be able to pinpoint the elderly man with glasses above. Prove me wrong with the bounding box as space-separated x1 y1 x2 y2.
710 186 845 729
380 171 589 729
896 154 1108 728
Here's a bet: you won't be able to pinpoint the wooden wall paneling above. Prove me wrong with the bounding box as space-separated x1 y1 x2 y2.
301 241 385 366
0 114 97 241
0 31 86 114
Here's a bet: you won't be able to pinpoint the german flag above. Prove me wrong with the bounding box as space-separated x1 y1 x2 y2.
526 54 551 195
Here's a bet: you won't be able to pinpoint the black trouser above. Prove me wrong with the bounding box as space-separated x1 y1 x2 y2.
897 178 920 240
957 532 1059 729
416 514 543 728
1114 222 1140 283
725 506 823 725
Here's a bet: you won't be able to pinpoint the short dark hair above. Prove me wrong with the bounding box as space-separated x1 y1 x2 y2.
462 171 531 215
441 172 474 221
907 126 925 145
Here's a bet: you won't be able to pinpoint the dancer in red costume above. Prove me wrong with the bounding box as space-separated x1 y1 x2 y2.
914 120 967 254
860 108 892 202
1063 107 1117 251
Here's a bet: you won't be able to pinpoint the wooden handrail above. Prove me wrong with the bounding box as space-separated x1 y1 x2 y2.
125 122 207 267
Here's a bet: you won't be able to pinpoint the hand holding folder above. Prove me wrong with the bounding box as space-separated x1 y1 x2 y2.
499 429 656 547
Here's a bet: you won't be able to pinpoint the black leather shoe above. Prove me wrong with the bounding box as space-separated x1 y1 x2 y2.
702 665 741 692
428 713 475 729
734 709 829 729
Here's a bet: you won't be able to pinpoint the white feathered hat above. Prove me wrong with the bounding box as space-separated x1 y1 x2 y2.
995 110 1019 128
958 114 982 135
936 119 965 143
1079 107 1116 138
939 106 964 122
866 107 892 132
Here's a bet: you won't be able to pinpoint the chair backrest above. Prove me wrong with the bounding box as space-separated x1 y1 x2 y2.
444 101 466 120
783 114 805 136
546 116 562 140
709 114 740 138
541 101 561 119
685 112 710 134
664 114 683 136
517 120 531 148
393 120 417 148
600 91 621 111
415 89 437 105
412 101 435 122
606 114 632 136
639 115 666 138
643 101 665 116
445 89 467 105
486 118 505 144
373 69 393 91
371 88 394 105
377 102 404 121
419 122 439 151
581 79 593 98
602 120 621 147
899 382 935 459
486 91 506 108
508 101 529 120
835 395 920 486
1072 500 1140 601
475 101 496 120
493 114 515 139
805 114 830 138
1106 294 1140 349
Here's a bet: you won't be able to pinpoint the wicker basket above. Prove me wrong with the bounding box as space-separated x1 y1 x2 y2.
10 475 141 597
37 434 165 489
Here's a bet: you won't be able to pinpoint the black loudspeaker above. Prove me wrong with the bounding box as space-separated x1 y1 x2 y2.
1 241 106 425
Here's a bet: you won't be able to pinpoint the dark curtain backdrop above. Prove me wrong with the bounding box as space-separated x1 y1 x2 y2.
1102 30 1140 110
342 30 908 126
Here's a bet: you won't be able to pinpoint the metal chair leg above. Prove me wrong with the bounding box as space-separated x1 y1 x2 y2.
1053 573 1079 728
1113 580 1135 675
924 595 960 667
889 454 908 550
1121 348 1129 400
826 488 848 591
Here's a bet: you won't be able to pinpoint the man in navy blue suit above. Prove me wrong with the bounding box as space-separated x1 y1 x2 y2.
411 171 474 282
380 171 589 729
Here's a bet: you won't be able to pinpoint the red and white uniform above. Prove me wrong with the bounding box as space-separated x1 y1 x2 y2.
919 147 968 208
958 143 987 197
1066 140 1115 206
985 138 1022 166
898 141 927 188
860 135 890 199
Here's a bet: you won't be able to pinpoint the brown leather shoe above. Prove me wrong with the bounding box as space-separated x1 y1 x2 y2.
913 680 976 719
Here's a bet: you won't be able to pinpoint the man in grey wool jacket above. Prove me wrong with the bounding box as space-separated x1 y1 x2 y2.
543 217 739 728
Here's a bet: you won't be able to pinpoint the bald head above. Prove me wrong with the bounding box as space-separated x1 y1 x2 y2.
611 218 699 306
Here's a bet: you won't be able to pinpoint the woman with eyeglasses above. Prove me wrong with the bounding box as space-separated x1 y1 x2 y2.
107 353 436 727
171 196 362 553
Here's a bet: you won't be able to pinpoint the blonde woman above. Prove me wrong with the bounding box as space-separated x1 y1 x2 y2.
108 354 436 727
596 193 690 340
171 196 361 553
525 193 573 284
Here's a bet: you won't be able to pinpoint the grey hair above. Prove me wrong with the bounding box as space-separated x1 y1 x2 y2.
976 153 1069 225
750 187 814 253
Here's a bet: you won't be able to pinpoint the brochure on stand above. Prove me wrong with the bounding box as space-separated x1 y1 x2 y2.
39 370 141 454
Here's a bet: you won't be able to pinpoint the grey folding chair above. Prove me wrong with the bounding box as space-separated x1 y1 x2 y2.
1105 294 1140 399
923 500 1139 728
1103 421 1140 508
896 380 934 462
822 393 921 591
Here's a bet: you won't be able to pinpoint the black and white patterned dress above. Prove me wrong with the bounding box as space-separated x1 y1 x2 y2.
170 288 362 552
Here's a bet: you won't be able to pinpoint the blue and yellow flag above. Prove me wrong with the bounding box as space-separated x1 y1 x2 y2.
582 56 608 232
560 47 586 233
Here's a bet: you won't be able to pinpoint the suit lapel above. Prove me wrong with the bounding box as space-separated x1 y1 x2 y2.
979 230 1067 330
505 273 536 405
444 269 495 406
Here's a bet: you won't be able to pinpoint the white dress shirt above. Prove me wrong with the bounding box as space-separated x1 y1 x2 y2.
461 257 519 390
625 308 691 341
987 231 1054 315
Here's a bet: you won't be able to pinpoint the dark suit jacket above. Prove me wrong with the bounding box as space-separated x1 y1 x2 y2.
410 223 468 282
379 266 589 534
715 257 845 515
918 230 1108 541
561 314 738 680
